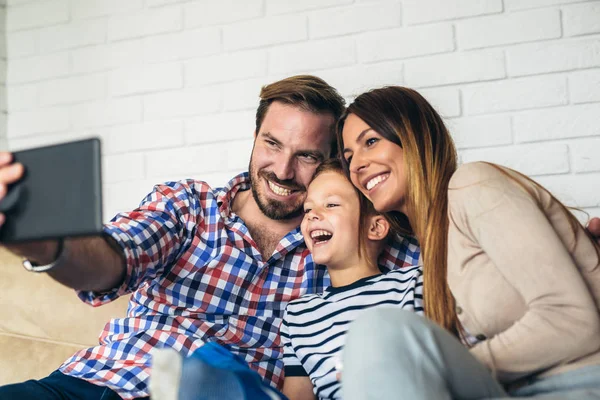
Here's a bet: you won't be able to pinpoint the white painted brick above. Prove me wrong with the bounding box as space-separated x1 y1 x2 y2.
463 75 567 115
71 98 143 129
266 0 352 15
405 49 505 88
0 60 6 83
143 86 223 120
143 28 221 64
6 30 37 58
103 153 145 184
315 61 404 98
223 77 264 111
505 0 587 11
226 139 254 171
145 142 230 176
0 33 6 58
186 51 267 86
108 6 182 41
6 132 101 152
0 87 6 112
8 107 70 137
357 24 454 63
403 0 503 25
6 84 37 111
146 0 186 7
507 38 600 77
447 115 512 149
7 0 68 31
419 87 461 118
38 19 106 53
200 171 242 188
460 143 569 176
71 40 144 74
224 15 307 51
569 69 600 104
72 0 143 20
563 2 600 37
8 52 70 83
103 179 158 220
571 138 600 173
185 111 256 144
310 2 401 39
110 63 182 96
184 0 263 28
456 9 561 50
536 173 600 208
39 74 106 106
103 120 184 154
514 103 600 142
270 37 356 74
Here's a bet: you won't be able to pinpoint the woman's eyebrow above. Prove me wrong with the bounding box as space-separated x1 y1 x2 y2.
343 128 373 153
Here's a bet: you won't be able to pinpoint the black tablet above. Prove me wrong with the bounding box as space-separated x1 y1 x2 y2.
0 138 103 243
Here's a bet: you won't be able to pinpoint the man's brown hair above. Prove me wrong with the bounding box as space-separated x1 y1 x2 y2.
256 75 346 157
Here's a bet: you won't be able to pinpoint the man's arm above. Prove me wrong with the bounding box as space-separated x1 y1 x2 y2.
0 152 126 292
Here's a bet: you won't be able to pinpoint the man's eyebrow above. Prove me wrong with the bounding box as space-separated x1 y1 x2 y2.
261 132 282 145
343 128 373 154
297 149 326 161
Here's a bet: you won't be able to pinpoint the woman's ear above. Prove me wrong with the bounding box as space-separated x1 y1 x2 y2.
367 215 390 242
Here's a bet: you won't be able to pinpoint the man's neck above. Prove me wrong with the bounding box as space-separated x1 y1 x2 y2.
327 260 381 288
232 190 302 258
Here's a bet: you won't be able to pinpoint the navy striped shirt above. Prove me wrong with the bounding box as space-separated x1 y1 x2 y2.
281 266 424 399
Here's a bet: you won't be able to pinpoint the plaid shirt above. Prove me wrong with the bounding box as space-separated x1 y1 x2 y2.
59 173 420 399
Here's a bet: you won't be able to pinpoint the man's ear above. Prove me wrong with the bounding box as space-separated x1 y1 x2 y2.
367 215 390 241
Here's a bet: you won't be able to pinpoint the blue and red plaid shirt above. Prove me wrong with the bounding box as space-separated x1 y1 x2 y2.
59 173 420 399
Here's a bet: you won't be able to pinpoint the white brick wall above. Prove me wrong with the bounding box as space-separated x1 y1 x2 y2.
3 0 600 221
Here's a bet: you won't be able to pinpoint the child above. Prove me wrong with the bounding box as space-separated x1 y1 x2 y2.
280 159 423 400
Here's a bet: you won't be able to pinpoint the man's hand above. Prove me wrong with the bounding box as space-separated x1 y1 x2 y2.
0 151 62 263
0 152 25 227
588 217 600 246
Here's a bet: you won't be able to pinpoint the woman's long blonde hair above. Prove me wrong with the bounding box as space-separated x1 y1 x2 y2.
337 86 460 335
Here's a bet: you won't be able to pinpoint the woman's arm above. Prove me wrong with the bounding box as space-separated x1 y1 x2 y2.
283 376 317 400
448 163 600 379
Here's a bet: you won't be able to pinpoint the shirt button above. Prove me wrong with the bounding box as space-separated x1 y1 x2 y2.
456 306 463 315
476 334 487 341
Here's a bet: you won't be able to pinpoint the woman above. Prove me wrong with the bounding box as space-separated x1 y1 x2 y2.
337 86 600 399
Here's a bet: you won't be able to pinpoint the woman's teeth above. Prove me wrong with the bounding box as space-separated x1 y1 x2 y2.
366 174 389 191
268 180 292 196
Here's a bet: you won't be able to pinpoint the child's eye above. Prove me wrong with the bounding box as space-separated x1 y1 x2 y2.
345 155 352 164
326 203 339 208
303 208 311 214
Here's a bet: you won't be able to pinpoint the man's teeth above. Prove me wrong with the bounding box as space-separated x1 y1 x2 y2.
366 174 389 191
268 180 292 196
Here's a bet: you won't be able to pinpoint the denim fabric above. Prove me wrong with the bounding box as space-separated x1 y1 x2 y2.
0 370 146 400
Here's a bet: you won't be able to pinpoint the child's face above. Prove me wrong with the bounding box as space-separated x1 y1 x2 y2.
301 171 361 267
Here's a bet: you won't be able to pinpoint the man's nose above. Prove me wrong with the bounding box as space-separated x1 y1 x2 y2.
273 154 295 181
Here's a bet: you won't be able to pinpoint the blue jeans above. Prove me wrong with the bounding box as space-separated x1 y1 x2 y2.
0 370 139 400
342 308 600 400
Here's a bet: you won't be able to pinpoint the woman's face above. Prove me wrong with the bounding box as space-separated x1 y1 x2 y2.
341 113 408 214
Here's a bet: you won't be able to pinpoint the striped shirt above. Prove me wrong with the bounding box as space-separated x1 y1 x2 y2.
58 173 421 399
281 267 424 399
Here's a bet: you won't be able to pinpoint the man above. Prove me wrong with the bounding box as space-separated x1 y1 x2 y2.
0 75 598 399
0 75 418 399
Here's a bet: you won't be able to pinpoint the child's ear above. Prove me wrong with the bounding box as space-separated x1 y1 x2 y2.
367 215 390 241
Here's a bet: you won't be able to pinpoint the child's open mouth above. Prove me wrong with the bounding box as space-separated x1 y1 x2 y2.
310 229 333 245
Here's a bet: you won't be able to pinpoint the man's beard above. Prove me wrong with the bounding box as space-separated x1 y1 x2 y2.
249 162 306 221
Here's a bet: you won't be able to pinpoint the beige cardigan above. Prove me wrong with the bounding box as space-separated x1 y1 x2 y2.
447 162 600 386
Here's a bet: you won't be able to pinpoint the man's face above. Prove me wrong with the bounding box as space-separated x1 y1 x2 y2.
249 101 334 221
